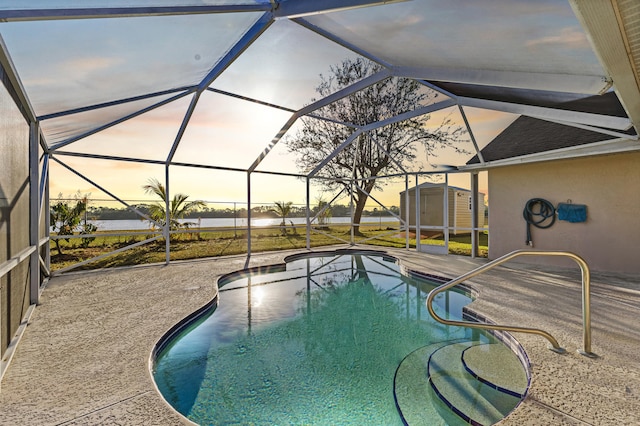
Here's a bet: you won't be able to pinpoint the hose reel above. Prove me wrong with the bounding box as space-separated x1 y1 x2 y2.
523 198 556 247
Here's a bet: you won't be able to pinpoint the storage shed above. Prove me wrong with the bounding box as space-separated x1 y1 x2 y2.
399 183 485 236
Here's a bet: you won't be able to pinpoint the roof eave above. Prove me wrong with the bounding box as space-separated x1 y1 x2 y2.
460 137 640 171
570 0 640 134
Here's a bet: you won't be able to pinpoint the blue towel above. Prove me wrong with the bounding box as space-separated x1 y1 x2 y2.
557 203 587 223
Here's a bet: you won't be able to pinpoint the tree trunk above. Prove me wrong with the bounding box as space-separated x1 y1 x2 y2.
54 238 63 256
353 252 371 284
352 196 367 236
352 181 375 236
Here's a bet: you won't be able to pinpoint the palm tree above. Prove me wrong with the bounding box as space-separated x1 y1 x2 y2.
272 201 293 235
315 198 332 229
142 178 205 235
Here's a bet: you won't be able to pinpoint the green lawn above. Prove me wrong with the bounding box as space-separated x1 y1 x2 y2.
49 224 488 271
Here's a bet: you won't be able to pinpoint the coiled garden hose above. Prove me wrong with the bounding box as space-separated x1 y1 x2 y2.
523 198 556 247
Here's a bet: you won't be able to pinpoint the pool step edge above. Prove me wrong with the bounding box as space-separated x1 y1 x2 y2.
427 342 524 426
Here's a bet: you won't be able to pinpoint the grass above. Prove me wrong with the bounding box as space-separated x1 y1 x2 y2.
49 224 488 272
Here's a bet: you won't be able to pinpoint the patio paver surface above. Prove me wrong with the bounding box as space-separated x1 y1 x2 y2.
1 246 638 425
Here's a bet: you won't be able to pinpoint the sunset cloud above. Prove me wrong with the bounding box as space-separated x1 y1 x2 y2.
61 56 123 75
526 27 590 49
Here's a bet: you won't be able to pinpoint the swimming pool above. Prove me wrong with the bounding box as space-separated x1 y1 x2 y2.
152 250 529 425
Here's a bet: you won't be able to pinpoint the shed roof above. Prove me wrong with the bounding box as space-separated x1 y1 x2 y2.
400 182 485 195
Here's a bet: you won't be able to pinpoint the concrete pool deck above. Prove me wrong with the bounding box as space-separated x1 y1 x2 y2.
1 246 638 425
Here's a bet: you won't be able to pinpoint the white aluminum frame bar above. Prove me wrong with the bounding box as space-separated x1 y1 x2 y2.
458 96 631 130
308 98 456 178
0 246 36 280
162 15 274 262
247 171 252 256
414 175 420 252
413 178 451 254
404 174 409 249
417 80 458 100
50 230 161 241
305 177 310 249
53 236 162 275
471 172 479 258
394 66 611 96
49 156 160 226
309 130 363 178
49 89 194 151
44 165 50 273
310 226 351 245
0 34 37 122
349 137 361 245
458 105 484 163
207 87 353 127
248 69 392 173
197 13 274 94
293 16 393 68
52 150 309 178
309 187 348 225
353 182 402 222
167 92 201 163
38 154 48 220
29 121 40 304
206 87 297 114
444 174 449 251
360 99 457 132
38 86 195 121
369 138 408 173
0 1 406 22
0 5 272 22
275 0 408 19
355 228 400 245
543 118 638 140
0 304 35 389
164 165 170 264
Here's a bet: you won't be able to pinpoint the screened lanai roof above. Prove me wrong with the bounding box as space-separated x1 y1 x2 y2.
1 0 639 174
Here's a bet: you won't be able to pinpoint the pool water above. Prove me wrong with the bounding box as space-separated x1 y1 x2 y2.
153 251 525 425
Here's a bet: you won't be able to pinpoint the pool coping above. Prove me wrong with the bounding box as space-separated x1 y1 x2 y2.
148 296 218 426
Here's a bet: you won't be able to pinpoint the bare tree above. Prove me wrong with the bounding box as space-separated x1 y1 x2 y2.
286 58 466 235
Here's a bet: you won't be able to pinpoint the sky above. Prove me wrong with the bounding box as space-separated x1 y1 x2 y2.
0 0 601 209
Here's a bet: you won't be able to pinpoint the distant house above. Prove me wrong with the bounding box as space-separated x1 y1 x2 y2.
465 92 640 274
399 183 485 237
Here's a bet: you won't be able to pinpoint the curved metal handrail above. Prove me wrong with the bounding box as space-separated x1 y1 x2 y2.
426 249 596 357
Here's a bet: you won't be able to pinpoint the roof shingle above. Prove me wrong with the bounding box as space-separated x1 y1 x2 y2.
467 92 633 164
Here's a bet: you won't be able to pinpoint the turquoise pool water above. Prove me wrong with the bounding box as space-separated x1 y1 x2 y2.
153 251 525 425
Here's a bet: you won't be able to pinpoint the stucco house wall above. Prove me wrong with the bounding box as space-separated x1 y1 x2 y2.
488 151 640 273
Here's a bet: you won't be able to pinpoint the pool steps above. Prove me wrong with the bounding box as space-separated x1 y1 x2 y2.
461 343 528 399
428 342 524 425
395 341 528 426
220 250 531 424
